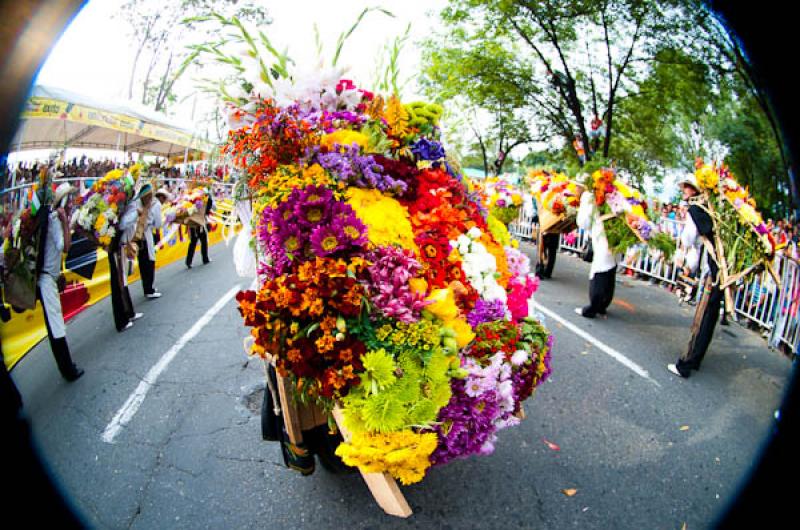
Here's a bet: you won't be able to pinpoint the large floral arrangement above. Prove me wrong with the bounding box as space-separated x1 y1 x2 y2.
528 169 581 217
527 169 583 233
479 177 523 225
229 72 552 486
72 166 139 247
692 158 777 276
1 172 53 309
163 187 209 225
587 168 675 258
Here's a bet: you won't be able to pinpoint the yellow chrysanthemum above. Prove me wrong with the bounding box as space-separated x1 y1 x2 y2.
334 430 438 485
346 187 419 254
321 130 369 152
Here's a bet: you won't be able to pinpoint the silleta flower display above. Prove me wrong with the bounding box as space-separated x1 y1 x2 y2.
72 166 139 247
587 167 676 259
228 72 552 486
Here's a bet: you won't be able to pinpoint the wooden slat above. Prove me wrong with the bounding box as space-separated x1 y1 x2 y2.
332 407 413 518
276 374 303 445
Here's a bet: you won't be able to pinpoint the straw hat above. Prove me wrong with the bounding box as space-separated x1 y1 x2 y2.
53 182 76 208
154 187 171 200
677 174 700 193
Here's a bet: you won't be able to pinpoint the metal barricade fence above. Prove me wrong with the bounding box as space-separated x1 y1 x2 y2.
508 207 800 353
508 209 536 241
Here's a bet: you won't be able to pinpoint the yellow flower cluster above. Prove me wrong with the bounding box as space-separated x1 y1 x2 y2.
346 187 419 254
320 130 369 152
425 288 475 347
335 430 438 485
258 164 340 208
487 214 512 247
695 164 719 191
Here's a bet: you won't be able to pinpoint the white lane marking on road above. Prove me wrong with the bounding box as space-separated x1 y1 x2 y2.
101 285 241 443
532 301 661 387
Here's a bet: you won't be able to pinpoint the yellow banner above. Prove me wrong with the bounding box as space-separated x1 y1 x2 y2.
2 224 235 370
21 96 215 153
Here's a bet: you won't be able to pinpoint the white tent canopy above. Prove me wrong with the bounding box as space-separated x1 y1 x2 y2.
10 85 214 158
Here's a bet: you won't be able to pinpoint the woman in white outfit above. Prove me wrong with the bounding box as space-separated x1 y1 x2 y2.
38 183 83 381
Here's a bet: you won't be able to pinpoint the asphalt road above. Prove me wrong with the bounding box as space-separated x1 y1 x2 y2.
9 241 793 529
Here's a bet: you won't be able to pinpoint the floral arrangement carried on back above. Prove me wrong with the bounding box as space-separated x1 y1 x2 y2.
479 177 524 225
527 169 584 233
1 168 52 310
178 7 554 491
692 158 779 282
210 33 554 486
72 164 141 248
585 167 676 259
163 186 209 226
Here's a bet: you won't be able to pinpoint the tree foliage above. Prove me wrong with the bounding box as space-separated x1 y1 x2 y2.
117 0 270 112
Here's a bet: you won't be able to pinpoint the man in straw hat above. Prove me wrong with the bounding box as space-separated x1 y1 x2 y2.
134 183 163 299
185 187 213 269
37 182 83 381
110 182 146 332
668 174 721 378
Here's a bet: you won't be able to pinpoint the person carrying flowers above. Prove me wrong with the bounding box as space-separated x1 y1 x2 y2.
134 183 162 299
37 183 83 381
668 175 721 378
574 186 618 318
185 187 213 269
109 184 145 332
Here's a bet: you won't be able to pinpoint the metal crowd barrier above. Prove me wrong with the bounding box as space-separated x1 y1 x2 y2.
508 207 800 354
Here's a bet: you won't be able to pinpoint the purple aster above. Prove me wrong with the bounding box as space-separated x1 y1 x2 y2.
429 379 501 466
314 143 407 194
467 299 507 328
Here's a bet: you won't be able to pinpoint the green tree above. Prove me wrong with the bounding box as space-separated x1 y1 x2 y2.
423 0 696 167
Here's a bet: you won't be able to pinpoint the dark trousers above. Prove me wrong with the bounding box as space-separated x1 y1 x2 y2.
677 279 722 376
137 243 156 295
37 287 80 378
108 242 135 331
537 233 560 278
582 266 616 317
186 226 209 266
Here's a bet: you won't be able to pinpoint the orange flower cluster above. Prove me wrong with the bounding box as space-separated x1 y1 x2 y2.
237 257 370 400
592 168 616 206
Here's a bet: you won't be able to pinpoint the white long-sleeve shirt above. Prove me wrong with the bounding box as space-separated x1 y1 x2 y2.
576 191 618 278
143 200 162 261
118 200 139 245
41 210 64 278
679 214 701 273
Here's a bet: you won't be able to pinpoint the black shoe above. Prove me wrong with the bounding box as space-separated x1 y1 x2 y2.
186 262 192 269
63 367 84 382
203 258 212 264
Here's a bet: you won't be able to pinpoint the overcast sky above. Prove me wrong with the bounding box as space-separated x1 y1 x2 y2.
35 0 447 123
